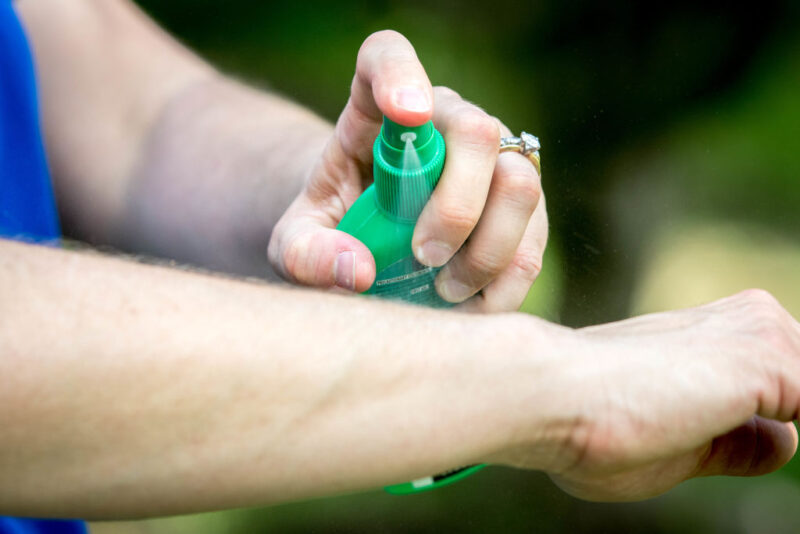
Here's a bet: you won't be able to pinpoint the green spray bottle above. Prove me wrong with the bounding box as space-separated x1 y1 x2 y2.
336 116 486 493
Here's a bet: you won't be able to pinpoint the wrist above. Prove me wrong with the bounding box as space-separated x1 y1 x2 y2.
477 313 584 473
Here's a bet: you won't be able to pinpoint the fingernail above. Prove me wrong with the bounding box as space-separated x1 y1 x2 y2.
438 278 473 303
334 251 356 291
394 86 430 113
416 240 453 267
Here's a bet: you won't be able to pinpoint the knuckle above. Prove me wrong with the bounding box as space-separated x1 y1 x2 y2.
509 249 543 281
496 166 541 207
435 201 479 235
756 319 793 355
452 109 501 149
742 310 794 358
740 289 786 325
466 249 506 279
737 288 780 308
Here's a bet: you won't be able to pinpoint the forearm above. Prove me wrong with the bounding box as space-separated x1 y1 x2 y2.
0 239 568 519
115 75 332 277
19 0 332 275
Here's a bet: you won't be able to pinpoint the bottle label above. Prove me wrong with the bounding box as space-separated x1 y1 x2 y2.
369 255 451 308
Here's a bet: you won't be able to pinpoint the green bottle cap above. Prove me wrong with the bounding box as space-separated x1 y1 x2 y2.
373 116 446 221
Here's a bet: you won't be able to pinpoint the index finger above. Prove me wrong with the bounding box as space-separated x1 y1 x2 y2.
351 30 434 127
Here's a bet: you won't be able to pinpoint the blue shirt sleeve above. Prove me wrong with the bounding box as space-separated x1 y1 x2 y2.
0 1 86 533
0 0 61 243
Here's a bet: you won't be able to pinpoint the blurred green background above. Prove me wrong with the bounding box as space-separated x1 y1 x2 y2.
94 0 800 532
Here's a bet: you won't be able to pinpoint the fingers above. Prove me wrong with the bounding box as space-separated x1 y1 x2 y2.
685 295 800 478
333 30 435 188
715 289 800 422
352 30 433 125
296 31 548 306
434 152 543 304
458 194 548 312
692 417 798 478
268 201 375 292
273 30 432 290
413 86 543 305
412 88 501 271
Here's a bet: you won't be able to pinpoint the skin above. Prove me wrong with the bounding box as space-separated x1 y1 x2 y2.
268 37 548 310
0 239 565 518
3 244 799 518
20 0 547 307
2 0 799 519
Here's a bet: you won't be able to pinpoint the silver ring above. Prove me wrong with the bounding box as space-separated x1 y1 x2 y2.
499 132 541 175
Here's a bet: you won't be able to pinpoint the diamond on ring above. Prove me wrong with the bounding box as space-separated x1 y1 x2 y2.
499 131 541 175
520 132 540 155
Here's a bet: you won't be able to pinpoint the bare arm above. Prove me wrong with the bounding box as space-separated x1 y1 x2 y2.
9 0 800 517
0 239 569 519
17 0 332 276
19 1 549 311
3 243 800 518
0 246 800 518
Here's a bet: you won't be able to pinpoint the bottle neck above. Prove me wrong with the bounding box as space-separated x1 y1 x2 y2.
372 125 446 221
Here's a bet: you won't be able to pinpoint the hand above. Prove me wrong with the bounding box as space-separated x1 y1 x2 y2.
495 289 800 501
268 30 547 312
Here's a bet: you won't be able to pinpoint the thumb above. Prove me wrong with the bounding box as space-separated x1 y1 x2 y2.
269 214 375 292
692 416 798 478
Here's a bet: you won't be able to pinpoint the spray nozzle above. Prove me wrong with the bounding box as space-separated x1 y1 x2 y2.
377 117 442 171
381 117 434 151
372 115 446 220
400 132 416 143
